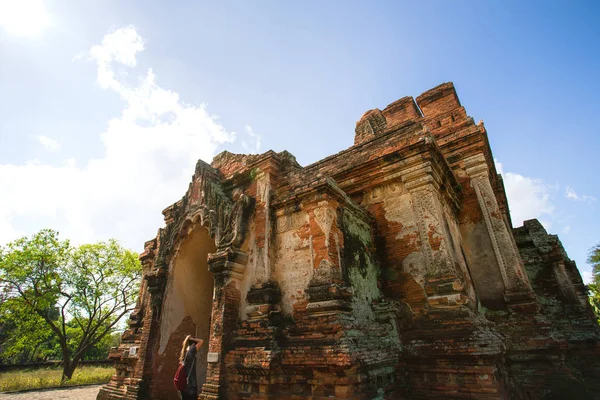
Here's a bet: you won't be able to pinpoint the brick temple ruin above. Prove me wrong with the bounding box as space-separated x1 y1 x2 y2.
98 83 600 400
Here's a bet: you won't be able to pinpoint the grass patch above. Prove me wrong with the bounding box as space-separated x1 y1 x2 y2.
0 365 113 392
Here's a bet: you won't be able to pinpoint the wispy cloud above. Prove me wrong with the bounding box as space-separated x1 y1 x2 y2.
37 135 60 151
0 26 236 249
565 186 597 203
241 125 262 154
495 160 556 228
562 225 571 234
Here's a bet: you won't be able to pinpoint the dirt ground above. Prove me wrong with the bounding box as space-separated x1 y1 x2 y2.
0 384 101 400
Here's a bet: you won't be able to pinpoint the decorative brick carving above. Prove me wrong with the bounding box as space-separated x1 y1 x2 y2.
275 210 306 233
355 108 387 145
313 204 335 246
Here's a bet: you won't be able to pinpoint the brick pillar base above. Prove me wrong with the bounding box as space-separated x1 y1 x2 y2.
199 248 246 400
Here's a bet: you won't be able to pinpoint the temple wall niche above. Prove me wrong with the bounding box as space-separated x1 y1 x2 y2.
154 226 215 399
272 210 312 315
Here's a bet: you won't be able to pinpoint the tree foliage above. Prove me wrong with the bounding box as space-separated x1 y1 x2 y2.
0 298 56 363
588 242 600 319
0 229 140 380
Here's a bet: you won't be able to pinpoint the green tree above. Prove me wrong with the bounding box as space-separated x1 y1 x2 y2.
0 229 141 381
588 242 600 320
0 298 57 363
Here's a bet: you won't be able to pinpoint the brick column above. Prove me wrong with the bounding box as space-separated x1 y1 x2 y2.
304 198 354 317
402 161 470 309
464 154 535 306
253 172 273 284
199 247 247 400
97 239 159 400
242 171 281 319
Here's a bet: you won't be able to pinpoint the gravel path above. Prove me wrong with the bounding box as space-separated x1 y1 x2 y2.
0 384 101 400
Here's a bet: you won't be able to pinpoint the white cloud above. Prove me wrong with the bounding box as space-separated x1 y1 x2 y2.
0 26 235 251
565 186 597 203
241 125 262 154
495 160 555 228
88 25 145 92
562 226 571 234
37 135 60 151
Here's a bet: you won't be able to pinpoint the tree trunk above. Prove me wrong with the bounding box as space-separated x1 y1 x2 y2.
63 354 84 382
63 362 76 381
59 335 93 382
60 338 72 383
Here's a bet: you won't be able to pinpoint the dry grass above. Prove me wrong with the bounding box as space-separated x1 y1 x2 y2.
0 365 113 392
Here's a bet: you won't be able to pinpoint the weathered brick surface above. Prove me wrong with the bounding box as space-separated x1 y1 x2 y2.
98 83 600 400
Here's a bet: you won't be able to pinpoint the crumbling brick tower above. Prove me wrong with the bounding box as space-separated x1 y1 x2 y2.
97 83 600 400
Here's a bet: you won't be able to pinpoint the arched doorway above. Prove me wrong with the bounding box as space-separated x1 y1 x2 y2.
152 225 216 400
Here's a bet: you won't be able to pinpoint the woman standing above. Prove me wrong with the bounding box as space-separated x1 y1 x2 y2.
179 334 204 400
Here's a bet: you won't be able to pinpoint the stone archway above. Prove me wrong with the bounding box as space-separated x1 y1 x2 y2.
151 225 216 400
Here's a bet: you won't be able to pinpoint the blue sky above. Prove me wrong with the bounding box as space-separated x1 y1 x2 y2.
0 1 598 282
